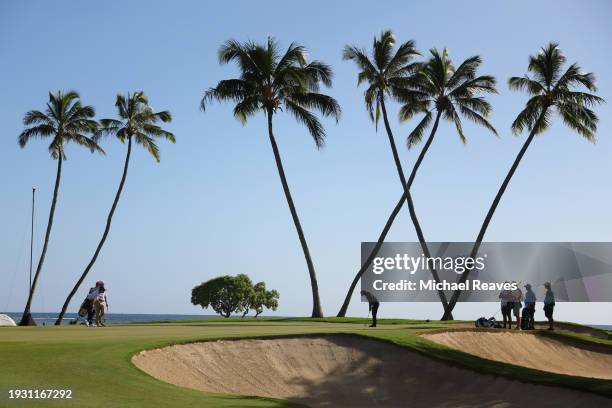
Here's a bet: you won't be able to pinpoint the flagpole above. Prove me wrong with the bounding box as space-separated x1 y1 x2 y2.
30 187 35 291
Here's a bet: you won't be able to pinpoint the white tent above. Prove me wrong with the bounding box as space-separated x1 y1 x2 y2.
0 314 16 326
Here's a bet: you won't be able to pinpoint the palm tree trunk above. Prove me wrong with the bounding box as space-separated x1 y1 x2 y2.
54 136 132 325
378 99 451 315
19 155 63 326
266 109 323 317
441 109 547 320
337 111 451 317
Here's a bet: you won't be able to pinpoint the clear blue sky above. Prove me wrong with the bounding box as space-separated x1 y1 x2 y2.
1 0 611 323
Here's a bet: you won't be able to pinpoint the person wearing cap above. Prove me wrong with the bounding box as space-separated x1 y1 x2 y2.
360 290 379 327
93 283 109 327
498 283 514 329
523 284 536 330
511 282 523 330
543 282 555 330
84 281 104 326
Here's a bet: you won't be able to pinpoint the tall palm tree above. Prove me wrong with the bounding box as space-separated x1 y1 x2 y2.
18 91 102 326
338 47 497 317
342 31 455 315
201 38 341 317
55 92 174 325
442 43 604 319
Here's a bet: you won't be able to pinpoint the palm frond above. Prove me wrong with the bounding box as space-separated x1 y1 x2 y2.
23 110 53 126
373 30 395 71
511 97 545 135
511 43 604 140
442 103 466 143
508 76 545 95
446 55 481 89
66 133 105 155
342 46 378 80
406 111 433 149
304 61 333 88
134 132 161 162
18 125 55 147
205 38 337 146
201 79 251 111
142 124 176 143
274 42 307 75
385 39 419 76
285 100 325 148
557 101 597 141
233 95 261 124
287 92 341 122
458 105 498 136
449 75 497 99
98 92 175 160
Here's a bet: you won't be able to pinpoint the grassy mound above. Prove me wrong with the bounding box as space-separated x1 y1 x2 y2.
1 319 610 407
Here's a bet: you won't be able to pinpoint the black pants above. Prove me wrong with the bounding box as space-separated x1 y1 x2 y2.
523 304 535 329
544 304 554 319
86 301 95 325
371 302 379 327
501 302 514 326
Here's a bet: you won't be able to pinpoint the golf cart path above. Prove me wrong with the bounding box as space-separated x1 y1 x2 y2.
133 335 610 407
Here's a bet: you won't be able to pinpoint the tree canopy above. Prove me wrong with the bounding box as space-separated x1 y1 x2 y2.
201 37 341 148
191 274 279 318
247 282 279 318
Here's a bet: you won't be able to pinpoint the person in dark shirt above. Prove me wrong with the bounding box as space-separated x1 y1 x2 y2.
361 290 380 327
543 282 555 330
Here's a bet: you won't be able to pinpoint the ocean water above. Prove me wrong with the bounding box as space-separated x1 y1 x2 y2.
2 312 218 325
2 313 610 330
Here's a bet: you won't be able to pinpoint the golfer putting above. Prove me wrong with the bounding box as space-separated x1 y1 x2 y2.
361 290 379 327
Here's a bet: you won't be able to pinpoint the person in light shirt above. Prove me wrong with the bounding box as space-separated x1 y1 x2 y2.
84 281 104 326
511 282 523 330
523 284 536 330
543 282 555 330
498 283 514 329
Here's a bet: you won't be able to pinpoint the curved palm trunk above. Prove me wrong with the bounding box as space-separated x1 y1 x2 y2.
337 111 452 317
267 110 323 317
55 136 132 325
19 155 63 326
378 99 451 315
441 109 547 320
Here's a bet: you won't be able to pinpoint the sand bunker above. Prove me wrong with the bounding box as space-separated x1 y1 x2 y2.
133 335 609 407
423 330 612 380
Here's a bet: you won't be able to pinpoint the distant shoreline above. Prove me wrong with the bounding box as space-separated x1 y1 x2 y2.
2 312 222 325
2 312 611 330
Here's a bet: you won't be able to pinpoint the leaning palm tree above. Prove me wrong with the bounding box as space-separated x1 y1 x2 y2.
442 43 604 319
201 38 341 317
18 90 102 325
338 47 497 317
342 31 456 315
55 92 174 325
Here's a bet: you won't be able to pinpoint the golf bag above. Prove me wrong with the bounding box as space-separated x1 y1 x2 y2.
521 305 534 330
71 298 93 325
475 317 501 328
79 298 92 317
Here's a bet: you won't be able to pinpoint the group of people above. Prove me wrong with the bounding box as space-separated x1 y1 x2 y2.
499 282 555 330
73 280 109 327
362 282 556 331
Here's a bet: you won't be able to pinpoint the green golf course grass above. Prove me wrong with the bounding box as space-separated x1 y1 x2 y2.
1 319 610 407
